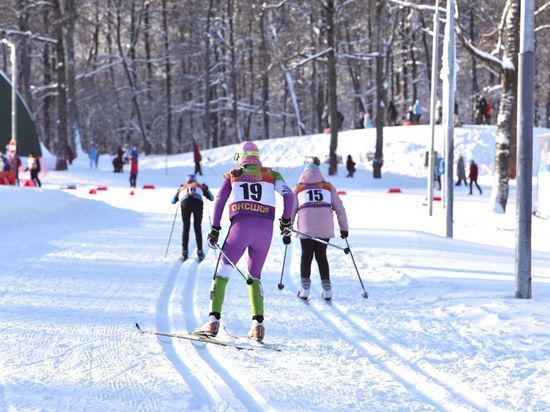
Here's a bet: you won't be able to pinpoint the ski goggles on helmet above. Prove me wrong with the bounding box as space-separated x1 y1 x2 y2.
234 150 260 161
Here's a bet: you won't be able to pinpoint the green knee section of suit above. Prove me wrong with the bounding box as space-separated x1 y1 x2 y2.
210 275 229 314
247 278 264 317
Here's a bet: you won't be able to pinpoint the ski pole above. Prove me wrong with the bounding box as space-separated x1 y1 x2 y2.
212 242 253 285
277 244 288 290
164 202 179 258
205 202 217 260
344 238 368 299
289 228 350 254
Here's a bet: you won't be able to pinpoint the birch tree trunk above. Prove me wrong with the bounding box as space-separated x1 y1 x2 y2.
162 0 173 154
52 0 69 170
326 0 338 176
259 5 270 140
456 0 520 213
204 0 214 147
65 0 82 154
491 0 519 213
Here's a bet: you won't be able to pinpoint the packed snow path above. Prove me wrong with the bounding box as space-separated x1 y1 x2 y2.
2 126 550 410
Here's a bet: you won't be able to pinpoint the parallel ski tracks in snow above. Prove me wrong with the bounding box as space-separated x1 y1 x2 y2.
156 246 274 411
287 244 500 412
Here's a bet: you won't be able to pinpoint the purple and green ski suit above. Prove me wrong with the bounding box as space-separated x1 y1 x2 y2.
209 164 294 321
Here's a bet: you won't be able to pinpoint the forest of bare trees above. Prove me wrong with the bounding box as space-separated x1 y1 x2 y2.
1 0 550 190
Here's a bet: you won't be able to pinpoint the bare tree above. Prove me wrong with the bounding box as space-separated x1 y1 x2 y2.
456 0 520 213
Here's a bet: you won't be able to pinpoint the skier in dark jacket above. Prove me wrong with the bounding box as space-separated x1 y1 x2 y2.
346 155 356 178
172 174 214 261
25 152 42 187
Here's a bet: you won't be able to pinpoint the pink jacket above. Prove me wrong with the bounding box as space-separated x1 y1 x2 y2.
291 167 348 239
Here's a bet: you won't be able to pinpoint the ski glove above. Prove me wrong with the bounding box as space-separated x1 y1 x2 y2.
279 217 292 235
340 230 349 239
171 195 179 205
207 226 221 248
282 235 291 245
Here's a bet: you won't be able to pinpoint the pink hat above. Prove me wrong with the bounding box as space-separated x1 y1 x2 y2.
235 141 261 167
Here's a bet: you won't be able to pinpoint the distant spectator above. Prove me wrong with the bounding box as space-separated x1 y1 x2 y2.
25 152 41 187
413 100 423 123
346 155 356 178
468 159 482 195
435 155 444 191
435 100 443 125
325 109 345 131
129 155 138 188
475 95 488 125
8 153 21 185
354 111 365 129
337 111 344 130
1 153 9 172
66 146 75 165
485 99 492 124
130 146 139 163
387 101 399 126
193 139 203 176
88 142 98 169
456 155 467 186
113 146 124 173
363 111 374 129
405 107 417 125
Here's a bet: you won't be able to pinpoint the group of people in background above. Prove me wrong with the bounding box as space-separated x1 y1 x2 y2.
352 94 492 129
433 154 482 196
174 141 349 343
475 95 492 125
456 155 482 195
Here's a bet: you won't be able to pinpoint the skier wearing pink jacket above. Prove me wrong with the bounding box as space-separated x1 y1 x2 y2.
195 141 294 342
292 162 349 301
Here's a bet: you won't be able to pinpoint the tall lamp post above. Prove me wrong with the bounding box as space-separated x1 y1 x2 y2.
1 39 17 147
2 38 17 184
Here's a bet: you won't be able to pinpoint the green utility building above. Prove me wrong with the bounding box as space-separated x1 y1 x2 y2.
0 70 42 156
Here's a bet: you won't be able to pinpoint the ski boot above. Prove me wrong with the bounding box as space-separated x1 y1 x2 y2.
321 280 332 302
197 249 205 262
298 277 311 301
249 319 265 342
181 249 188 262
297 286 310 300
194 315 220 337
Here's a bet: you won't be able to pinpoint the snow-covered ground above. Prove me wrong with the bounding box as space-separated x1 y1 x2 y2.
1 125 549 411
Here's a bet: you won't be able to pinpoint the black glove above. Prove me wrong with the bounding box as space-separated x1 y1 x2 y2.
207 226 221 248
340 230 349 239
282 235 291 245
279 217 292 235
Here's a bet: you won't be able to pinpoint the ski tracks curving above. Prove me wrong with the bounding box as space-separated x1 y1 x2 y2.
157 247 274 411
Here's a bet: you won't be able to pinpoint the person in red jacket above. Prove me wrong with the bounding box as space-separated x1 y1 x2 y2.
193 139 203 176
129 156 138 188
468 159 482 195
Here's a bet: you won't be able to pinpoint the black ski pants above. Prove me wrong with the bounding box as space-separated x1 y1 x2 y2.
30 170 41 187
469 179 482 194
181 197 204 252
300 238 330 281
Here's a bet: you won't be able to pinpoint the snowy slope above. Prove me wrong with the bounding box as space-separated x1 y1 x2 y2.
1 125 549 411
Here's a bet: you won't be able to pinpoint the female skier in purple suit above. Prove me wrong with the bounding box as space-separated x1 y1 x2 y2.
195 141 294 342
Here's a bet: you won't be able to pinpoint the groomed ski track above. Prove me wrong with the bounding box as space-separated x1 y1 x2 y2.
156 243 274 411
285 239 501 412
